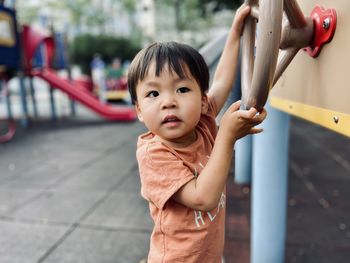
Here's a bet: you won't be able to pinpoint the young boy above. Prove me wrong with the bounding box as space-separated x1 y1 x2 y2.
128 4 266 262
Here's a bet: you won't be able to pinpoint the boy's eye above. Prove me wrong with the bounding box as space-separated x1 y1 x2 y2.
177 87 190 93
146 91 159 98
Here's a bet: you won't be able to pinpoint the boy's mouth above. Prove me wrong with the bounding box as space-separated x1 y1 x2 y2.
162 115 181 124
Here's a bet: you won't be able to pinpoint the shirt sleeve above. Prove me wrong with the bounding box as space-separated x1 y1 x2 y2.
137 142 194 210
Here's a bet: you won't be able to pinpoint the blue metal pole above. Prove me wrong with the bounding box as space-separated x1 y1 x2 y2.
0 80 12 119
69 92 76 116
49 87 57 121
4 81 13 119
18 72 29 127
29 77 38 117
235 135 253 184
232 48 253 184
251 103 290 263
67 68 76 116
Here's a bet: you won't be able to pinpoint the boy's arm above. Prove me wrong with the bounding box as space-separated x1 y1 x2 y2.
173 101 267 211
207 4 250 115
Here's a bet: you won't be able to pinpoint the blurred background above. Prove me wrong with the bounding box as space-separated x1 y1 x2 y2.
16 0 241 74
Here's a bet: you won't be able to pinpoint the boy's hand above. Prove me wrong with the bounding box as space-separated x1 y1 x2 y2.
231 4 251 39
220 100 267 142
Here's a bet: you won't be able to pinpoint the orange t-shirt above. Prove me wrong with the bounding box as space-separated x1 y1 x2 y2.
136 99 226 262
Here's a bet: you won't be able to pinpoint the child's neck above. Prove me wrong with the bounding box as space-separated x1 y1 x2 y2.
154 131 197 148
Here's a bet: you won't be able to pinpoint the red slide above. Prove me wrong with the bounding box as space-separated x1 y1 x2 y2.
32 68 137 121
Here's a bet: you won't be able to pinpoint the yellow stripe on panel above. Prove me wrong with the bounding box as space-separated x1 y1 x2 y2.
270 97 350 137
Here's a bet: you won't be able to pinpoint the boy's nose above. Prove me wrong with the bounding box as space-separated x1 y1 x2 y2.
161 96 177 109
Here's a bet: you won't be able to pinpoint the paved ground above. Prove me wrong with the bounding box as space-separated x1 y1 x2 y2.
0 109 349 263
224 117 350 263
0 111 152 263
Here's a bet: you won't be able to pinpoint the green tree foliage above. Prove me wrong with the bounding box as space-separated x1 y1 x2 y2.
69 34 141 74
205 0 242 11
47 0 108 32
120 0 136 13
119 0 142 41
155 0 242 32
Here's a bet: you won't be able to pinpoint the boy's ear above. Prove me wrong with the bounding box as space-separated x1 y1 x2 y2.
135 102 144 122
201 94 209 113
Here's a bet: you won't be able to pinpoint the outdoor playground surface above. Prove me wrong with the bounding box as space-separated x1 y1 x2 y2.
0 107 349 263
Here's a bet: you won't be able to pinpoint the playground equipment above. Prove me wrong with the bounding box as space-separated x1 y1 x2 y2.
21 26 136 122
235 1 348 262
271 1 348 137
0 81 16 143
0 4 19 142
0 3 136 142
242 0 333 108
31 68 136 121
241 0 348 137
91 56 130 103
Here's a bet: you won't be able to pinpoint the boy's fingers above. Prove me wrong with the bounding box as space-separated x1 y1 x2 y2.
248 109 267 126
238 107 258 119
236 5 251 22
236 3 250 15
232 4 251 36
249 108 267 121
250 128 264 134
250 119 263 126
228 100 241 112
257 108 268 120
241 5 251 15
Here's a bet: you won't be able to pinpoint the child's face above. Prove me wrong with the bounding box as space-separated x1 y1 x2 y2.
135 62 208 147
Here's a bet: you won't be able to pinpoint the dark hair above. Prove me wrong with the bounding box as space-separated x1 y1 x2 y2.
127 41 209 104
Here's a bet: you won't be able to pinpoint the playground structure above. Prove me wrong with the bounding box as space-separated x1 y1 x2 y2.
270 1 349 137
240 0 348 137
0 0 349 262
0 3 136 142
232 0 349 262
201 0 347 262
